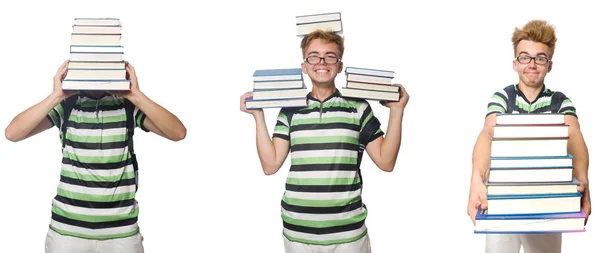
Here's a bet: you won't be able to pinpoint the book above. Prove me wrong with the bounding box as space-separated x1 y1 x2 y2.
490 155 573 168
475 207 586 234
65 69 126 80
345 66 395 78
339 87 400 101
495 113 565 125
73 18 120 26
71 34 122 46
493 124 569 138
488 166 574 183
62 80 130 90
72 25 122 34
296 12 342 36
296 12 341 24
253 68 303 82
70 45 125 53
346 74 392 85
491 137 569 157
487 178 579 196
486 192 582 215
68 61 125 69
253 80 304 90
69 52 124 62
252 88 307 100
245 97 307 109
346 81 400 93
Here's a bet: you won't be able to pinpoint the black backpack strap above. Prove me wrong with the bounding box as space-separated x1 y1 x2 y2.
61 95 79 149
503 85 517 114
123 99 139 191
549 91 562 113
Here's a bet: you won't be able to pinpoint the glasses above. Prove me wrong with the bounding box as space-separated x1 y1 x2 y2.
304 56 341 65
516 55 550 65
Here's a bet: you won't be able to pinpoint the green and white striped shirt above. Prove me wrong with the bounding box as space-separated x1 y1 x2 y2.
486 84 577 117
46 92 148 240
273 90 383 246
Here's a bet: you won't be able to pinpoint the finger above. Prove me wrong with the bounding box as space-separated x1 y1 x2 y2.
57 60 69 72
480 197 488 210
577 185 585 193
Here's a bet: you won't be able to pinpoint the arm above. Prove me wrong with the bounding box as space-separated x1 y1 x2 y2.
365 84 409 172
113 62 186 141
5 60 75 142
565 115 591 221
467 114 496 224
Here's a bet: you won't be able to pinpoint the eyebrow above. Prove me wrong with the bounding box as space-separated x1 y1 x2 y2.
307 51 338 57
518 51 548 57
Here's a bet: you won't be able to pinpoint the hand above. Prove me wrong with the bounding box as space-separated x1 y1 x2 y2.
380 84 409 110
109 61 140 99
467 178 488 225
53 60 77 100
577 181 592 225
240 91 263 118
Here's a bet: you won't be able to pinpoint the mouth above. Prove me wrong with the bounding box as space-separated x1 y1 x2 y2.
315 69 329 73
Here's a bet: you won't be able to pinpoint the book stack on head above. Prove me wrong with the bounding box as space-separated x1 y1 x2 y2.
64 18 130 91
475 113 587 234
296 12 343 37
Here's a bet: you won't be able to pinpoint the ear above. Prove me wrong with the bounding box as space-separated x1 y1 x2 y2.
337 61 344 73
547 61 553 73
301 62 308 74
512 59 518 72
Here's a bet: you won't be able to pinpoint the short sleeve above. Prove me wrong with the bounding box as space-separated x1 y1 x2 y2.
133 106 150 132
358 101 384 145
555 92 577 118
486 89 509 117
272 108 291 140
46 101 67 129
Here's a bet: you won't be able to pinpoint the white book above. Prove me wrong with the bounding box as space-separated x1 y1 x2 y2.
70 46 124 53
72 26 122 34
491 138 568 157
252 89 307 100
346 74 392 85
70 53 124 62
65 69 126 80
496 113 565 125
253 80 304 90
71 34 121 46
74 18 120 26
486 193 581 215
340 87 400 101
246 98 307 109
68 61 125 69
488 167 574 183
487 179 579 195
346 81 400 93
296 12 341 24
490 156 573 168
493 125 569 138
345 67 394 78
297 20 342 36
62 80 130 90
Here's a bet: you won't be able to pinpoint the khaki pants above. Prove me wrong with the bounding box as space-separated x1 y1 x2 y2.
283 233 371 253
485 234 562 253
45 229 144 253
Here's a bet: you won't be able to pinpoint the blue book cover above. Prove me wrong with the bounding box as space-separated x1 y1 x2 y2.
253 68 302 77
345 66 394 78
474 207 586 234
487 192 581 201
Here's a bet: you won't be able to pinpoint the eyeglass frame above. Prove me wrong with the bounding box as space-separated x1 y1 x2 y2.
515 54 551 65
304 56 342 65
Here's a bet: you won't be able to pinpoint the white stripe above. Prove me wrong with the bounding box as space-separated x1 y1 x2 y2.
283 224 366 241
288 170 357 179
292 149 356 159
67 127 126 137
489 96 506 109
53 198 137 216
65 146 127 157
357 102 368 119
58 182 136 195
293 128 357 138
294 111 357 120
285 188 362 200
277 115 290 127
72 108 125 119
61 164 134 178
282 206 365 221
50 219 138 236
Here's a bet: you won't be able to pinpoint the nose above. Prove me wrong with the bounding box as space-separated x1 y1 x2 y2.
527 59 537 68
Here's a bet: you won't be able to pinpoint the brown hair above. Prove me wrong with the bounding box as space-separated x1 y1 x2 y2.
512 20 557 58
300 30 345 58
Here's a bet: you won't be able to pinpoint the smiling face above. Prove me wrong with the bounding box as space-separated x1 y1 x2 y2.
301 39 343 87
513 40 553 89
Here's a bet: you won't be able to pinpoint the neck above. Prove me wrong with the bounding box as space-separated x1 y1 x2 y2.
310 82 336 102
517 82 544 102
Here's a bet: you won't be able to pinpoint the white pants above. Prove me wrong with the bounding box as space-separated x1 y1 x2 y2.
45 229 144 253
485 234 562 253
283 234 371 253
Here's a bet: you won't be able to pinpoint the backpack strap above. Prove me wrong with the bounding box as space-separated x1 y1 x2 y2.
549 91 562 113
124 99 139 192
61 95 79 149
503 85 517 114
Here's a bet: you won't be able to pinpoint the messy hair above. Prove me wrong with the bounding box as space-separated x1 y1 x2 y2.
512 20 557 58
300 30 345 58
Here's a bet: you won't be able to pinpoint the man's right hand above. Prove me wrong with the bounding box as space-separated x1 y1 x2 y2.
240 91 264 118
468 177 488 225
53 60 77 100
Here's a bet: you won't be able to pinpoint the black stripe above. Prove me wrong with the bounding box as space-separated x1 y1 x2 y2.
76 105 125 112
494 91 509 103
283 219 364 235
286 183 362 193
359 105 373 124
281 199 363 214
66 140 128 150
54 195 135 209
292 142 358 152
60 175 136 189
291 122 360 132
530 106 553 114
273 133 290 141
290 164 357 172
487 102 504 109
52 212 137 229
67 121 126 130
559 106 576 113
63 157 133 170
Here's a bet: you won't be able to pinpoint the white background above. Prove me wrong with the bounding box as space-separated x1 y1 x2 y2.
0 0 598 252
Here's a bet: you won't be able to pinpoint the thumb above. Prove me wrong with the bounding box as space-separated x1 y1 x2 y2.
480 195 488 210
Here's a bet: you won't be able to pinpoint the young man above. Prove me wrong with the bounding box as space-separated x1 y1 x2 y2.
5 60 186 253
240 30 409 253
467 20 592 253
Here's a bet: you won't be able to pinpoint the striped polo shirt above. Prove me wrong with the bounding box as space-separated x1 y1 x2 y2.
486 84 577 117
46 92 148 240
273 89 384 245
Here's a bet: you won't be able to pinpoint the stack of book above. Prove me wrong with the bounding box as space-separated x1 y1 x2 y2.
63 18 130 91
246 68 308 109
475 113 586 234
296 12 342 37
339 67 400 102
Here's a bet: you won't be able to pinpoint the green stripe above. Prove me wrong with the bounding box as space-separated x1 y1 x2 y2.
291 136 358 146
530 99 551 111
360 111 374 132
63 152 129 164
282 210 367 228
282 195 361 207
291 156 357 165
70 114 126 124
48 110 60 126
61 170 135 182
78 99 124 107
136 112 144 127
292 117 358 126
278 112 289 124
66 133 127 143
487 105 505 113
286 176 360 186
52 206 139 223
274 125 289 132
57 188 135 202
50 226 139 240
283 228 368 246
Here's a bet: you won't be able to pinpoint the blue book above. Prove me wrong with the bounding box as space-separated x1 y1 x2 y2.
253 68 303 82
490 155 573 169
345 66 394 78
487 192 582 216
487 177 579 196
488 166 573 183
475 207 586 234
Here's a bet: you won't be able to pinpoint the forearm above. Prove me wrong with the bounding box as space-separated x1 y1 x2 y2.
128 91 186 140
471 131 492 184
5 92 63 142
569 132 589 185
253 113 280 175
378 108 404 169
